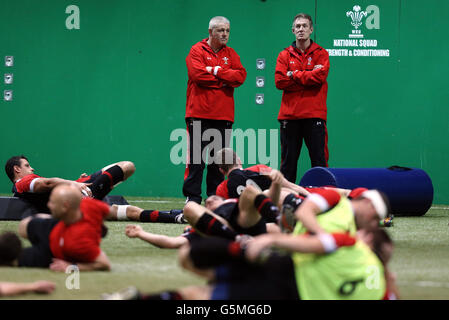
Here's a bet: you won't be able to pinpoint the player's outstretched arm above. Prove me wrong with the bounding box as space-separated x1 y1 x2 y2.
125 225 188 249
294 198 327 235
33 178 92 196
32 177 72 192
49 250 111 272
245 232 356 262
0 281 55 297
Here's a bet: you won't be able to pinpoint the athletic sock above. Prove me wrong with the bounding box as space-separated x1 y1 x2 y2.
189 237 245 268
254 194 280 223
195 212 238 240
141 291 183 300
90 165 124 199
104 165 125 185
139 210 179 223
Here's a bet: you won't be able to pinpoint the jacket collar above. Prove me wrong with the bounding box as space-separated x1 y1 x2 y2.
288 40 318 57
200 38 227 54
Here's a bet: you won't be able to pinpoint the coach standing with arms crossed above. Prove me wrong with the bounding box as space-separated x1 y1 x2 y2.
275 13 330 183
183 16 247 204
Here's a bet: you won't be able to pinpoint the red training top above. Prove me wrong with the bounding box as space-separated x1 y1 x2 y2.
49 198 109 263
14 174 41 193
305 188 342 212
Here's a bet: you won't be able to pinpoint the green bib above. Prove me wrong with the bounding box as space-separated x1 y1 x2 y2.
292 197 385 300
293 196 357 237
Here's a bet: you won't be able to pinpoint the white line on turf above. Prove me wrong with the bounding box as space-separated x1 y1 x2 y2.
398 281 449 289
430 206 449 210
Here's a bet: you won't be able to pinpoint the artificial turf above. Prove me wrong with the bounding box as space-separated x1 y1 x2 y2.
0 198 448 300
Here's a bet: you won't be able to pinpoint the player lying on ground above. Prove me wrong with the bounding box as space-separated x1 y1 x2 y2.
275 186 370 232
5 155 185 224
104 221 396 300
0 231 56 296
183 169 286 239
105 187 397 300
171 188 395 298
102 230 360 300
0 184 120 271
124 170 285 249
212 148 382 230
291 187 390 235
123 174 372 249
5 155 134 213
176 188 391 284
214 148 309 199
254 186 399 299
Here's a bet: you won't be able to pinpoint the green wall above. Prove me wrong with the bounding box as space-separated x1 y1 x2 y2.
0 0 447 204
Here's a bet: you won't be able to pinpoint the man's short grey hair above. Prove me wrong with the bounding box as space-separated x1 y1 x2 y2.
292 13 313 28
209 16 230 30
215 148 239 172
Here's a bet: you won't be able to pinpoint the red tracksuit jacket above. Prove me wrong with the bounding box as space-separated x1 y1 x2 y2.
185 39 247 123
275 41 330 121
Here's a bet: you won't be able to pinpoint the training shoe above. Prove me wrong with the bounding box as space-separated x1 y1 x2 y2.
380 215 394 227
101 286 141 300
175 214 188 224
279 204 296 233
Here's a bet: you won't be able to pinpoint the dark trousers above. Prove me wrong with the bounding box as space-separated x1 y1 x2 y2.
183 118 232 204
279 118 328 183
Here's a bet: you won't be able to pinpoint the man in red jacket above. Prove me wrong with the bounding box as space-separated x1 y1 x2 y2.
183 16 247 204
275 13 330 183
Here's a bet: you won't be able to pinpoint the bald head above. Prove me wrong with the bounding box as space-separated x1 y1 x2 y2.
48 184 82 220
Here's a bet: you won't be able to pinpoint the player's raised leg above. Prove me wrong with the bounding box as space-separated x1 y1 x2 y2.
86 161 135 200
183 201 238 240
